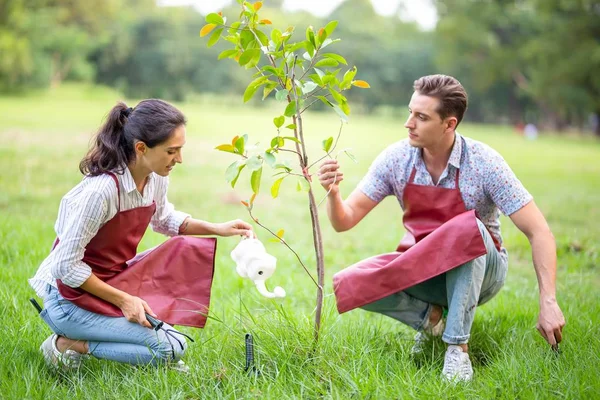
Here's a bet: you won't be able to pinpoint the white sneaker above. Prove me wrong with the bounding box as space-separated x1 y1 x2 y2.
40 334 87 370
169 360 190 374
411 317 445 355
442 345 473 382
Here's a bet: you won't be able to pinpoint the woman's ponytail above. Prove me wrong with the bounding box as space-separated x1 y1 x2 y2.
79 102 134 176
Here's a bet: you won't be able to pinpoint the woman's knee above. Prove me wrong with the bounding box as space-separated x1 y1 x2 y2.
152 332 188 362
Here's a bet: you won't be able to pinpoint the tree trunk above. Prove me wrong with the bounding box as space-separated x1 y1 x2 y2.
307 187 325 342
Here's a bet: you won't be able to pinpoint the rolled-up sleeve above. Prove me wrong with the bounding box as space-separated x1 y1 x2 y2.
357 146 395 203
51 190 108 287
484 148 533 216
150 176 190 236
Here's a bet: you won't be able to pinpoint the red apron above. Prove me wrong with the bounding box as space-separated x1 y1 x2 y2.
56 173 216 328
333 166 499 314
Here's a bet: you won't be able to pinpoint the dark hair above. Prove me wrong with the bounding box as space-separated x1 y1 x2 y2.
79 99 186 176
413 75 468 127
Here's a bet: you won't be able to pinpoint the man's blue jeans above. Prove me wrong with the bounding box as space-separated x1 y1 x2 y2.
361 220 508 345
40 285 187 365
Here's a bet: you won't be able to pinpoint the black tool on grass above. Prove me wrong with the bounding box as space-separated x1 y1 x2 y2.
29 298 43 314
244 333 260 376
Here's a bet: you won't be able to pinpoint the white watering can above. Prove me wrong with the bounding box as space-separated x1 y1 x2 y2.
230 238 286 298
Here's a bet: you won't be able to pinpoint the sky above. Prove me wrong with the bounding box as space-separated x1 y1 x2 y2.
159 0 438 30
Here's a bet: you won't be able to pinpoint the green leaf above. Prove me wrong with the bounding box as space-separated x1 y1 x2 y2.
322 136 334 153
332 104 349 122
255 29 269 46
243 76 268 102
205 13 224 25
229 21 242 34
324 20 338 36
264 152 276 168
246 155 263 171
313 68 326 79
251 167 262 194
225 161 240 182
275 90 288 101
282 136 301 143
234 135 245 154
207 27 224 47
273 115 285 128
262 65 284 78
240 29 256 50
226 161 247 188
315 58 339 68
340 100 350 116
263 83 276 99
317 95 333 107
239 49 260 66
306 26 316 47
284 101 297 117
296 178 310 192
285 124 297 130
271 177 284 198
322 53 347 65
218 49 238 60
329 88 345 105
270 136 285 148
271 29 282 45
301 81 318 94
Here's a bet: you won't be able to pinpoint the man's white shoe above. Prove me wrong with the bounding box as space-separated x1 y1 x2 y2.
40 334 87 370
442 345 473 382
411 317 445 355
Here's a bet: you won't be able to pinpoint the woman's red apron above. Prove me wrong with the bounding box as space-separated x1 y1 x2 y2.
333 166 501 314
56 173 216 328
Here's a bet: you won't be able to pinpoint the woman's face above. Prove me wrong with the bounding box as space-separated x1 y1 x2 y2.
139 124 186 177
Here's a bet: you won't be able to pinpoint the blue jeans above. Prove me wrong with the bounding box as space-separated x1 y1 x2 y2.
40 285 187 365
361 220 507 345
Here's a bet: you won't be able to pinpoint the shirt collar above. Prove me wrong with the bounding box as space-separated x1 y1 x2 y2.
120 167 138 194
414 132 463 169
118 166 154 194
448 132 463 169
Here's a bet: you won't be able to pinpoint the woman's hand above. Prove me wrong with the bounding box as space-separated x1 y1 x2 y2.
119 294 156 328
214 219 255 238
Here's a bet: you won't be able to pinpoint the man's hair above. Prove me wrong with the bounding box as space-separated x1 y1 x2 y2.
413 74 468 126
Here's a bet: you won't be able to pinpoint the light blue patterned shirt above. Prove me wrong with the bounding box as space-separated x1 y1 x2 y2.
357 132 533 258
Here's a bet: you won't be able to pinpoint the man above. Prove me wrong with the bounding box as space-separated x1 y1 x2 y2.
318 74 565 382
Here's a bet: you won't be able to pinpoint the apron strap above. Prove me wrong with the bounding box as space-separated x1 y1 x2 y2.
408 167 417 184
106 172 121 211
454 167 460 188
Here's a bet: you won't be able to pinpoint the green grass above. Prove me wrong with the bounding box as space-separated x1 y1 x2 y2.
1 84 599 399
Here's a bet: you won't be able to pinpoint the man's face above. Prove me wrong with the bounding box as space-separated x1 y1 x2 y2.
138 124 186 176
404 92 449 149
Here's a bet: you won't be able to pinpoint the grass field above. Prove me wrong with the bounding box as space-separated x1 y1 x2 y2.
1 84 599 399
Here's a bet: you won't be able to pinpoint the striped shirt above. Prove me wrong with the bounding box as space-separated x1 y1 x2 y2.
28 167 190 299
357 132 533 260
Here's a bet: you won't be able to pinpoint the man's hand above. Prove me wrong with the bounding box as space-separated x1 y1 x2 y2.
537 298 565 348
318 160 344 195
215 219 255 238
119 294 156 328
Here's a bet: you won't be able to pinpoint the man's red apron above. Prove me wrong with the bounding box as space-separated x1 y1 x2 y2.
56 173 216 328
333 166 501 314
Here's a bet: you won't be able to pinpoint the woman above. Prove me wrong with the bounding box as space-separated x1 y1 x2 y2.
29 99 254 372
